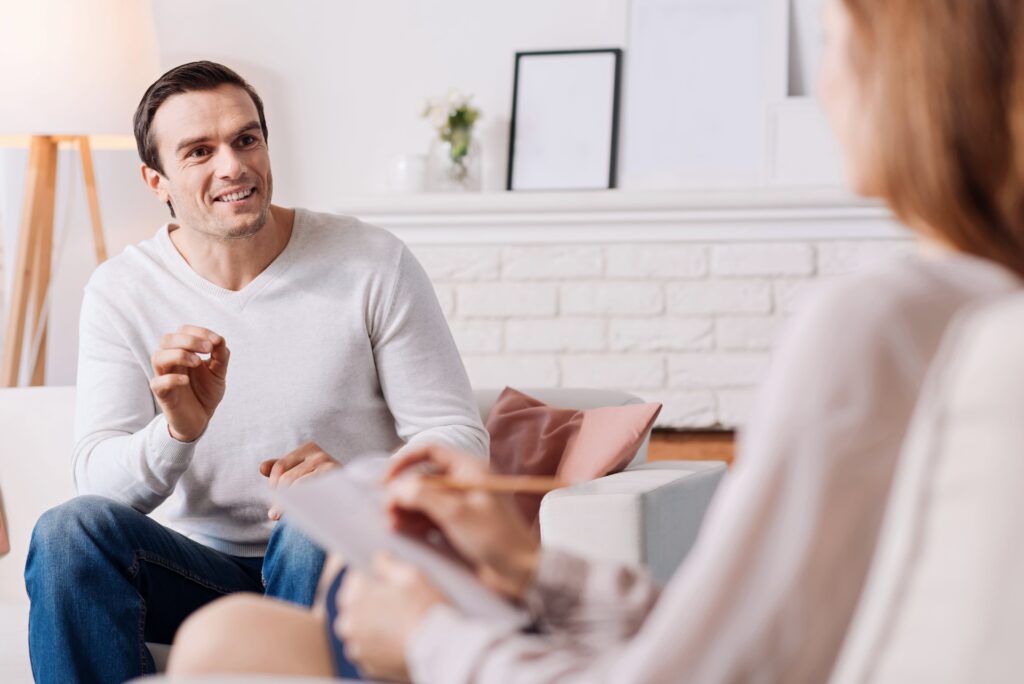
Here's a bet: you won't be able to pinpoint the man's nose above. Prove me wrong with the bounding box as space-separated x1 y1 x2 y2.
214 146 244 179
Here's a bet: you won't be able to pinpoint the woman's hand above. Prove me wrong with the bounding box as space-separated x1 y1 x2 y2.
337 553 447 682
386 443 541 601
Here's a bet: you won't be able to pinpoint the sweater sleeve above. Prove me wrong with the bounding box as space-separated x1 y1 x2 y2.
371 245 489 459
72 284 197 513
522 549 661 646
406 271 935 684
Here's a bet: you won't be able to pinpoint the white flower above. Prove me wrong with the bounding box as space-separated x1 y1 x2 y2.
420 97 448 129
430 107 449 129
446 87 467 109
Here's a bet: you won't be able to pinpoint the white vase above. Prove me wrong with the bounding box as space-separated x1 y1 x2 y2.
426 133 482 192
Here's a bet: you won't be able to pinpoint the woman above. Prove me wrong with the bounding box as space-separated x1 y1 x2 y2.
168 0 1024 681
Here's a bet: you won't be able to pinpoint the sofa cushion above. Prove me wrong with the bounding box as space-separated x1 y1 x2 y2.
486 387 661 523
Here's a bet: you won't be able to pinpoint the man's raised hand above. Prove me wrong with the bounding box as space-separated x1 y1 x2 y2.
149 325 229 442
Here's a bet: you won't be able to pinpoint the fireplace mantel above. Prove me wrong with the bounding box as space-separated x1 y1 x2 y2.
336 187 904 245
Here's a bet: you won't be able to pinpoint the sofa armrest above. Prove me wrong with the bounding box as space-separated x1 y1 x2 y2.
538 461 727 584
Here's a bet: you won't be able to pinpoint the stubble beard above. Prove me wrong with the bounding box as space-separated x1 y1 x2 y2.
218 199 272 240
181 174 274 242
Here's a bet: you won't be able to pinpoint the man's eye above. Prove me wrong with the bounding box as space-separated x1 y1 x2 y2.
188 147 209 159
239 135 257 146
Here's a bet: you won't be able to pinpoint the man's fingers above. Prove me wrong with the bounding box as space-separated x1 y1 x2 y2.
207 339 230 377
151 348 201 376
290 461 339 486
149 373 189 399
268 443 336 486
176 325 223 346
278 451 339 488
268 444 315 485
160 333 214 353
276 459 319 488
259 459 277 477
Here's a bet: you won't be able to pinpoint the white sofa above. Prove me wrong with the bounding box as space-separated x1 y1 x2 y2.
0 386 726 682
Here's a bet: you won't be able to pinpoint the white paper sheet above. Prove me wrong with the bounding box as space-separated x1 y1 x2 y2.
273 457 528 628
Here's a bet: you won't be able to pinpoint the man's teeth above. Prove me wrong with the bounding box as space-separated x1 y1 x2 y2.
217 188 254 202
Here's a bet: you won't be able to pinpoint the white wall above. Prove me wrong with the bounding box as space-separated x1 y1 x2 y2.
2 0 638 384
409 236 910 428
153 0 632 201
1 0 835 401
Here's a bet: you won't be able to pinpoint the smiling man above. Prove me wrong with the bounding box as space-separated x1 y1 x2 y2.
23 61 488 684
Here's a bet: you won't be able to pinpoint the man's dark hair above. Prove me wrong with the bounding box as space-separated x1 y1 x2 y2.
133 61 269 206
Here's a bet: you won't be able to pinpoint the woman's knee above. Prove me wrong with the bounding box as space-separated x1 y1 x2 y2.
169 593 333 676
169 593 263 672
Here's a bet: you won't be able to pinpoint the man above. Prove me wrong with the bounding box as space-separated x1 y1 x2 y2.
24 61 488 684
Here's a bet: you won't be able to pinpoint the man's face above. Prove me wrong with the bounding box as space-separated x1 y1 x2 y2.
145 85 273 240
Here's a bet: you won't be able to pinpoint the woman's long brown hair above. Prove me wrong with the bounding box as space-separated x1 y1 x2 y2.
842 0 1024 277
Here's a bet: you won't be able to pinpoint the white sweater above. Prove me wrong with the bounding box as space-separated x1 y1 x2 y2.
72 208 488 556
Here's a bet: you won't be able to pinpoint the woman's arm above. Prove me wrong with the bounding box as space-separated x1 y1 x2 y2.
381 271 933 683
385 444 661 640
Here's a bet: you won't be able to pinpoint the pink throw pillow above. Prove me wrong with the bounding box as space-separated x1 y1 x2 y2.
485 388 662 524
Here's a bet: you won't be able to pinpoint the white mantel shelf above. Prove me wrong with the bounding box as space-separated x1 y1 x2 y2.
335 187 906 245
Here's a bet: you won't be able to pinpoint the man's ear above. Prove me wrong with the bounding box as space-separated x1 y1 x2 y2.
140 163 169 204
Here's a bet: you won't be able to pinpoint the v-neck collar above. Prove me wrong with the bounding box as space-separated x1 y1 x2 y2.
156 208 306 312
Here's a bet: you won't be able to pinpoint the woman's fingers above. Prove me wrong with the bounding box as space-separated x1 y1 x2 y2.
385 440 481 479
389 508 438 538
386 446 444 480
386 475 466 522
386 442 487 481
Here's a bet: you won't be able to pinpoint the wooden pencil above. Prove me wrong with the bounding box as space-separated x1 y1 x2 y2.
420 473 568 495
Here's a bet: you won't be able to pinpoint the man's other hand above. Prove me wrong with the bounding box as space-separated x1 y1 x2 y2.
260 442 341 520
149 325 229 443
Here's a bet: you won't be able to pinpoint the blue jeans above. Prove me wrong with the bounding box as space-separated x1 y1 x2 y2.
24 494 325 684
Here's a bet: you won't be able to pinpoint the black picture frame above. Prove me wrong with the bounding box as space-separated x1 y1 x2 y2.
506 48 623 191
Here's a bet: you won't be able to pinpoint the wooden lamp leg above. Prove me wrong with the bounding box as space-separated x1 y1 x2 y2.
1 135 105 387
1 136 59 387
27 142 58 386
78 136 108 264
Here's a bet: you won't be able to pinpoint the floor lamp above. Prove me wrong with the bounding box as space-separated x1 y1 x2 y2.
0 136 109 386
0 0 159 387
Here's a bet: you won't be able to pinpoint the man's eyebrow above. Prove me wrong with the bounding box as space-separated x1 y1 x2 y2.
174 121 262 155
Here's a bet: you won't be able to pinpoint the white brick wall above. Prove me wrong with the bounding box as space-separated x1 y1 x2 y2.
408 239 911 428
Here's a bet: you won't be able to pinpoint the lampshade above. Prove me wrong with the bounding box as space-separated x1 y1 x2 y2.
0 0 160 135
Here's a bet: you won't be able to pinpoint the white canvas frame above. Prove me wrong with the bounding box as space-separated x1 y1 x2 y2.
620 0 791 189
507 49 622 191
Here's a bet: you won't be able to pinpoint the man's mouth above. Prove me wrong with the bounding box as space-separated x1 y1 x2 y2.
214 187 256 203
